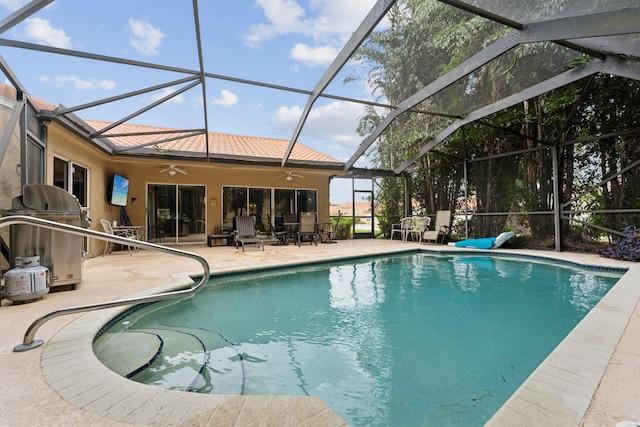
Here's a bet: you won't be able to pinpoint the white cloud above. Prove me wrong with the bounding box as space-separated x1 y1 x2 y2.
40 75 116 91
0 0 29 11
211 90 239 107
23 17 71 49
271 101 364 149
310 0 381 36
244 0 308 46
247 0 377 44
151 87 185 104
290 43 338 67
245 0 379 67
128 18 164 55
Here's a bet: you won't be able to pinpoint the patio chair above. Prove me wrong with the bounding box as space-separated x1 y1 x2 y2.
233 216 264 252
422 210 452 244
296 212 318 246
408 216 431 243
319 212 342 243
100 219 139 255
390 217 413 241
283 212 299 243
268 213 284 245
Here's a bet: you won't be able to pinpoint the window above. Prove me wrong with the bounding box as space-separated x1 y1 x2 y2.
53 157 88 207
222 187 248 230
296 189 317 213
72 164 88 206
249 188 272 233
24 137 44 185
274 189 295 217
147 184 206 244
224 186 317 231
53 157 68 189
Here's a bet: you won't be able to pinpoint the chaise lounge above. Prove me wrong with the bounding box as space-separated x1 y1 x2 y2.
233 216 264 252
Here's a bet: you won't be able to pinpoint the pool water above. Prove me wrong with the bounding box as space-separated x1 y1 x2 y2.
95 253 622 426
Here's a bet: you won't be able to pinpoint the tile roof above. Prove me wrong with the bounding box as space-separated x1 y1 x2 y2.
83 119 342 164
0 84 340 165
0 84 56 110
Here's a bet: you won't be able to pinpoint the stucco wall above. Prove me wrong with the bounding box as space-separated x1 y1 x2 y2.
45 122 333 258
0 98 22 209
0 98 22 259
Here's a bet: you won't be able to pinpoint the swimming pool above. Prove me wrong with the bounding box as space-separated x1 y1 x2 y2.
94 253 623 426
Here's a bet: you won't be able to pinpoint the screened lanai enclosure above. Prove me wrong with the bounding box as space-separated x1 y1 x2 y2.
1 0 640 252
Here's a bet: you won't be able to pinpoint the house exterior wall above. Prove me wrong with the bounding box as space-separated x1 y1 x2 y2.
44 122 334 258
0 98 22 209
0 98 22 250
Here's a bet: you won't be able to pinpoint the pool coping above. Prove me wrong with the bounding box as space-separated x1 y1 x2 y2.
41 272 350 426
483 251 640 426
39 246 639 426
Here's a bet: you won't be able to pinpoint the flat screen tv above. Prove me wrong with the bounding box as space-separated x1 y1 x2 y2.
109 173 130 207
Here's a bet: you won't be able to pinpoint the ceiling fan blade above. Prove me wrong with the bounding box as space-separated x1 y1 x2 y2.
158 167 170 173
175 167 187 174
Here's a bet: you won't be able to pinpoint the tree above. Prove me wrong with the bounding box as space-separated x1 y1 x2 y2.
351 0 640 246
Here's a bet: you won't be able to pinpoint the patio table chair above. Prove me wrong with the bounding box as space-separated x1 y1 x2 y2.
100 219 140 255
390 217 413 241
296 212 318 246
408 216 431 243
319 212 342 243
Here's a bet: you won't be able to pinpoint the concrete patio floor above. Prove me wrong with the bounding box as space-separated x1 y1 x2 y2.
1 239 639 426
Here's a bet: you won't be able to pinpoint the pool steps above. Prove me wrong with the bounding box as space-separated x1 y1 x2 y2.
94 325 248 395
93 330 163 377
95 328 207 389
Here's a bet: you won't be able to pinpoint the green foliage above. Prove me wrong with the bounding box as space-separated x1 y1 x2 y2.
334 217 352 240
348 0 640 249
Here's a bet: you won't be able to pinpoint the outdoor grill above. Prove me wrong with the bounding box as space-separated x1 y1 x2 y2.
2 184 89 290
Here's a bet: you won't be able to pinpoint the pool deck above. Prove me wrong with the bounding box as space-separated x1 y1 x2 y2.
1 239 639 426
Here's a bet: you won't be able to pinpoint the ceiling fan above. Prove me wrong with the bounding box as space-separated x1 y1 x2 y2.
159 165 187 176
279 171 304 181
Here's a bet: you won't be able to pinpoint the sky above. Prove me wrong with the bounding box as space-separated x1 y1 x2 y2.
0 0 388 202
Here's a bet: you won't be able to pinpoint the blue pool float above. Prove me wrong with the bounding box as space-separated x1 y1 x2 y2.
453 231 514 249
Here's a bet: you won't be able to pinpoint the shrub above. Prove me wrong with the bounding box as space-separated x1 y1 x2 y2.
599 225 640 262
334 217 352 240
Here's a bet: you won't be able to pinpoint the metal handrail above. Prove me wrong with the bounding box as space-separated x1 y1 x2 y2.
0 215 211 352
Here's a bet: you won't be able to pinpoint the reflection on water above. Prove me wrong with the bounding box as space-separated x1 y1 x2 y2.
569 272 616 312
97 254 623 427
329 262 386 308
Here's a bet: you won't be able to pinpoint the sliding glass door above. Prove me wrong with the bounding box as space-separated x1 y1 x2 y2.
223 186 317 233
148 184 205 244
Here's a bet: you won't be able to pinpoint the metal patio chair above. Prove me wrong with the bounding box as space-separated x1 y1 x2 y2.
408 216 431 243
233 216 264 252
100 219 140 255
390 217 413 241
296 212 318 246
319 212 342 243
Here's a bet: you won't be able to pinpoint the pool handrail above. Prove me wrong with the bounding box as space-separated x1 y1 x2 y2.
0 215 211 352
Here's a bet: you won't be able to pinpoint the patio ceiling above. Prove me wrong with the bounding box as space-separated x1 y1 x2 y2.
1 0 639 175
